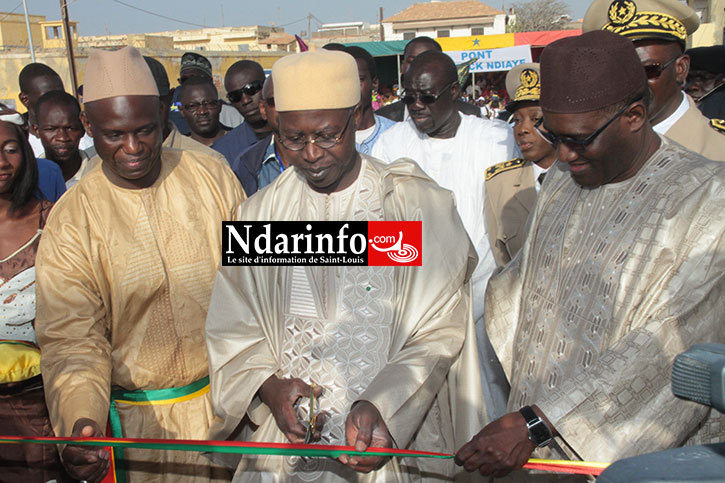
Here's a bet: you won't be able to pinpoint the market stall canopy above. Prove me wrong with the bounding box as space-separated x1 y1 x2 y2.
342 40 408 57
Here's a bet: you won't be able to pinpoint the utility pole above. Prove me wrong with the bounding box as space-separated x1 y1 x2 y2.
379 7 384 41
59 0 78 98
220 4 225 27
307 12 311 40
22 0 36 62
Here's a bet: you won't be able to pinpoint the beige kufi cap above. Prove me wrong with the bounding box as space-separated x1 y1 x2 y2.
272 49 360 112
83 46 159 103
582 0 699 44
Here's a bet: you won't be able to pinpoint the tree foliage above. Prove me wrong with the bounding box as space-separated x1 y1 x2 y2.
507 0 573 32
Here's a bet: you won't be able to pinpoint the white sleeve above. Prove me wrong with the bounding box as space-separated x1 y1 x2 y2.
488 119 520 168
370 127 395 163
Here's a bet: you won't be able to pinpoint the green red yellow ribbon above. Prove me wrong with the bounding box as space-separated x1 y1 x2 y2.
0 435 609 476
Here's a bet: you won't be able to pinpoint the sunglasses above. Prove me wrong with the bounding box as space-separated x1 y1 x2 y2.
643 56 679 80
535 94 643 149
226 80 264 103
400 81 456 106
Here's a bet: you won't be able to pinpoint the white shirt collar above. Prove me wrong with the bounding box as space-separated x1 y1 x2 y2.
66 150 92 189
652 91 688 135
532 161 549 193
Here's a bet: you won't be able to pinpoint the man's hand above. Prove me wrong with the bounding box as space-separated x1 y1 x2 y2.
61 418 110 483
258 375 323 444
339 400 392 473
455 408 546 478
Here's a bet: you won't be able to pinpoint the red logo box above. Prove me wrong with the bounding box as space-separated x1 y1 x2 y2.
367 221 422 266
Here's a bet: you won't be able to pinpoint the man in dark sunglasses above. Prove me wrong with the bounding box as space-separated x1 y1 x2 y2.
375 36 481 122
372 51 517 422
212 60 270 166
459 29 725 479
685 45 725 121
583 0 725 161
228 76 287 196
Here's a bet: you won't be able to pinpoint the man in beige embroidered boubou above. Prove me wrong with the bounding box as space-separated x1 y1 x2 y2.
205 49 485 482
457 30 725 481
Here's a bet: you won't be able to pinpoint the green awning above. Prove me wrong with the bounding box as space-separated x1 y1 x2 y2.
342 40 407 57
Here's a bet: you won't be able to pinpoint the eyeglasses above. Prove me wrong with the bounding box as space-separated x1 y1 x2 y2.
642 56 679 80
400 81 456 106
181 100 221 112
226 80 264 103
278 111 353 151
534 95 643 149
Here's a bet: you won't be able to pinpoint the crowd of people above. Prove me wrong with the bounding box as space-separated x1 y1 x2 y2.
0 0 723 482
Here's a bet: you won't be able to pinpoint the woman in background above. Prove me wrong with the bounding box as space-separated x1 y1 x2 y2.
0 112 71 482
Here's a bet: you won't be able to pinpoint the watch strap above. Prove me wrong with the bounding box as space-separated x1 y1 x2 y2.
519 405 553 447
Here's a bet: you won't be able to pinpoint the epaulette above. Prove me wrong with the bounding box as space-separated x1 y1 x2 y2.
485 158 525 181
710 119 725 134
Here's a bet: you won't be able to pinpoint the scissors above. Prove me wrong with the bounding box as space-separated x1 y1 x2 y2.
304 383 318 444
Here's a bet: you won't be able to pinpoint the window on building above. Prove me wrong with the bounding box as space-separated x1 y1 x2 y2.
690 0 709 23
45 26 63 39
437 29 450 38
696 7 710 22
403 31 416 40
471 26 484 36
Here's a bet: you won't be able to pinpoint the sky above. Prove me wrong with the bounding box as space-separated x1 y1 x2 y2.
4 0 589 37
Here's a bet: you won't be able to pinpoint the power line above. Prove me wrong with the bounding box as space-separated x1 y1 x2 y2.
277 16 307 28
0 0 81 26
276 12 326 30
60 0 82 8
0 2 24 23
310 14 326 26
110 0 208 29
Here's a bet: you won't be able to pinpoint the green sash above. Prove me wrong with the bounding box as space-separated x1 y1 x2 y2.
108 376 210 483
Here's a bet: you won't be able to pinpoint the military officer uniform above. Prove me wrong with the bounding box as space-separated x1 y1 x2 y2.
484 158 537 267
664 94 725 161
484 63 552 268
583 0 725 161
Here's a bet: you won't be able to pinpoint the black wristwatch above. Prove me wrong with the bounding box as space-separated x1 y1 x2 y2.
519 405 553 447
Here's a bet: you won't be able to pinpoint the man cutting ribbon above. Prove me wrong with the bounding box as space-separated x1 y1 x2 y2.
205 49 485 482
34 46 244 482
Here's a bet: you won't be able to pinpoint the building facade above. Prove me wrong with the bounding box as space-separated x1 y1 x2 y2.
687 0 724 46
382 0 506 41
148 25 297 52
0 12 44 50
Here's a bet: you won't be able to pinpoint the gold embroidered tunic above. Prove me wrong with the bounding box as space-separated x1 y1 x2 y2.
35 147 244 482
